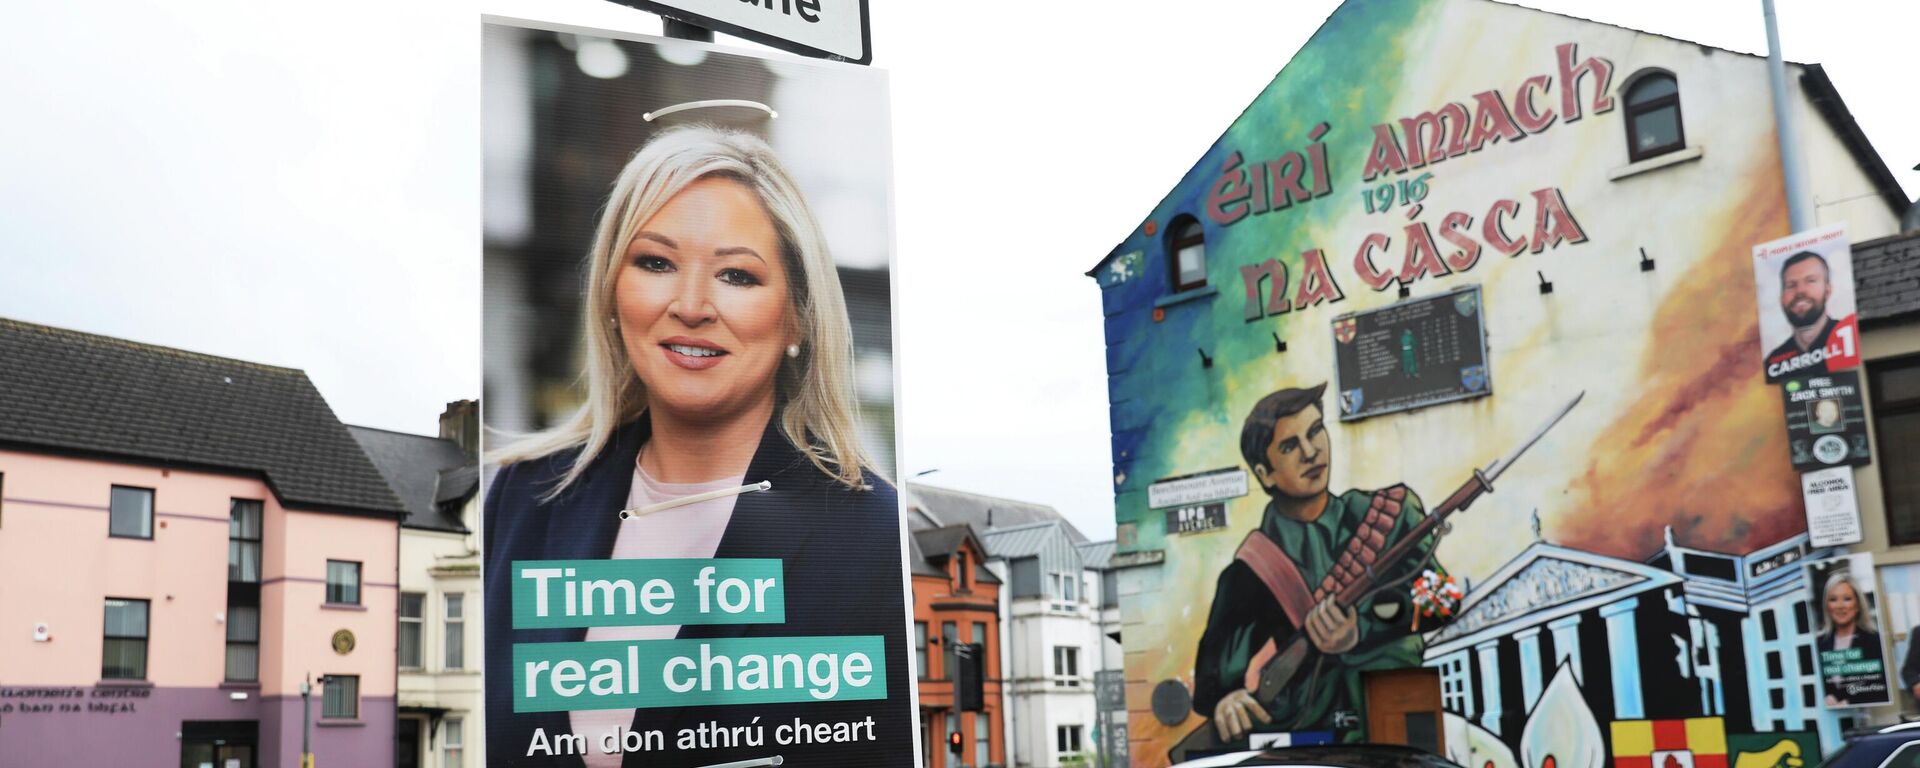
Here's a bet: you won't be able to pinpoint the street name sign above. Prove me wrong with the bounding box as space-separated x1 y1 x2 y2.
611 0 871 64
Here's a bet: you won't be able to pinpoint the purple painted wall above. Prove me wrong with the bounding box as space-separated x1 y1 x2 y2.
0 687 392 767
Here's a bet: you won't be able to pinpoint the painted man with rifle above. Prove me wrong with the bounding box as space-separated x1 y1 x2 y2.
1192 382 1446 743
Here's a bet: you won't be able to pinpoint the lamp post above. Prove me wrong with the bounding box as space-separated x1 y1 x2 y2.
301 675 315 768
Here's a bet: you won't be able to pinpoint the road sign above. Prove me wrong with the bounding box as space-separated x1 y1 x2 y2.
610 0 871 64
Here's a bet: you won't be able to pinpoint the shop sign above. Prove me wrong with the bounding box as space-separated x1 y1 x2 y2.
1166 503 1229 535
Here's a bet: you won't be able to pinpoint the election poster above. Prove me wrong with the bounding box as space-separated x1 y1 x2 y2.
1755 225 1859 383
481 20 912 767
1804 552 1894 709
1781 372 1872 471
1799 467 1863 547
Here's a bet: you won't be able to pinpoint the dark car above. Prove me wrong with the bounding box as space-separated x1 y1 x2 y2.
1820 723 1920 768
1173 744 1469 768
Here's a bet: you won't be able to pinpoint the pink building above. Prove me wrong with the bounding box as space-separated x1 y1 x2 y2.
0 318 403 767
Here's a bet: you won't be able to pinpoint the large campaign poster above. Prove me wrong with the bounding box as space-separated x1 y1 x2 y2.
1804 553 1894 708
481 20 913 767
1754 224 1860 383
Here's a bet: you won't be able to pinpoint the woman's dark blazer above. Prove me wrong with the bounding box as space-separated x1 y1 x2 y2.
484 416 913 767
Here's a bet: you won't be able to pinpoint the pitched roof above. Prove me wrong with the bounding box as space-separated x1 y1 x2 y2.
0 317 403 517
1077 540 1117 570
348 425 477 532
904 525 945 578
1856 230 1920 324
910 524 1002 584
981 520 1076 561
905 482 1087 543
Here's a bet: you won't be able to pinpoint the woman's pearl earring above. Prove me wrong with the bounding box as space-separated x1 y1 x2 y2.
786 344 800 359
607 316 619 329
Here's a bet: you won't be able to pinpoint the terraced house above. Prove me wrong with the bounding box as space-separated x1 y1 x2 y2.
0 318 403 767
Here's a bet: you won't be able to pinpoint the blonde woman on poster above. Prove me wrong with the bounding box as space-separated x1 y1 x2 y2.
1810 561 1892 708
484 124 909 767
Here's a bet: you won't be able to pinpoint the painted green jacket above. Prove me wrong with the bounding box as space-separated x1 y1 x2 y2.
1192 487 1443 738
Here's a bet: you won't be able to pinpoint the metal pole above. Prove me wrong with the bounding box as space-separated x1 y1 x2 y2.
301 675 314 768
1762 0 1814 231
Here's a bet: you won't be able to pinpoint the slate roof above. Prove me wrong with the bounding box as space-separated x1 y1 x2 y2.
1856 230 1920 324
349 425 478 532
905 482 1087 543
910 524 1001 584
904 530 945 578
0 317 403 517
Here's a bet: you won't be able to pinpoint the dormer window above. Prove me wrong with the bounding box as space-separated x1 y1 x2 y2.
1167 215 1207 292
1624 72 1684 162
956 550 970 590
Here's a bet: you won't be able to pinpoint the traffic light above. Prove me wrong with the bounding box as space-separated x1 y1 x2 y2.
948 729 963 755
956 643 985 712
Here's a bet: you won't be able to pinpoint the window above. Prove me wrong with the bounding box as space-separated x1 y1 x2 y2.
975 710 990 768
444 593 466 670
399 593 425 669
322 674 359 719
444 717 465 768
1623 72 1684 162
914 622 928 679
325 560 361 605
1050 572 1078 604
228 500 262 583
109 485 153 539
1167 215 1206 292
956 550 970 590
1054 646 1079 678
1761 609 1778 642
102 598 149 679
1056 725 1083 755
942 621 958 681
972 623 987 656
225 605 259 681
1874 357 1920 544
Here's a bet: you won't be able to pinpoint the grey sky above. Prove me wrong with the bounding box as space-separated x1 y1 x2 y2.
1 0 1911 542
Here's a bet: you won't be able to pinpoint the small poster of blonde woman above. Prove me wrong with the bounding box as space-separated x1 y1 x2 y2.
1805 552 1893 708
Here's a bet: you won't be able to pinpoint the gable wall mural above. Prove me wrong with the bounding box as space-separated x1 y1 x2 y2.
1087 0 1894 765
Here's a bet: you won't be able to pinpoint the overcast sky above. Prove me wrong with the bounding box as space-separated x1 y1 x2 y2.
1 0 1912 541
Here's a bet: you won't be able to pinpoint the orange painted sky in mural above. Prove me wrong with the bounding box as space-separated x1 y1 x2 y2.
1555 182 1805 559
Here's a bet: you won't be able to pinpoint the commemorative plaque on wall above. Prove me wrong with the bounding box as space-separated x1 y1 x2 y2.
1333 285 1491 421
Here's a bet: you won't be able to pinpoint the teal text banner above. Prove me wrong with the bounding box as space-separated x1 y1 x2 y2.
512 636 888 713
511 559 786 629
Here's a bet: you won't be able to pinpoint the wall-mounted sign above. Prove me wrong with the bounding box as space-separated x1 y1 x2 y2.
331 629 355 655
1166 503 1229 535
1782 372 1871 470
1148 467 1248 509
1801 467 1864 548
609 0 872 64
1755 224 1859 383
1333 285 1491 421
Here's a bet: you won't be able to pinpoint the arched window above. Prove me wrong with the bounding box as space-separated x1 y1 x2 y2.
1167 215 1207 292
1624 72 1684 162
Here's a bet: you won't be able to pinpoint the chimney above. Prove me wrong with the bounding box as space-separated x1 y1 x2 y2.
440 399 479 458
